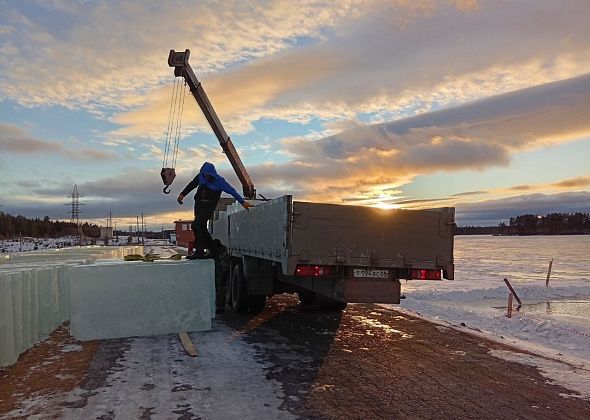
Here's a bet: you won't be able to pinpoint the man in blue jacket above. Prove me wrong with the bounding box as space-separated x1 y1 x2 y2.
177 162 252 259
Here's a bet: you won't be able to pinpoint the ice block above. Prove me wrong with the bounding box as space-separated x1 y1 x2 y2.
70 260 215 341
0 266 71 367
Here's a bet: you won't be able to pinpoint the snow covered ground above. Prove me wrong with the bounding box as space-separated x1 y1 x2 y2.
390 235 590 397
0 236 174 255
0 236 82 253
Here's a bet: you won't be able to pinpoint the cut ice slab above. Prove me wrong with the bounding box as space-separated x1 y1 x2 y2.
70 259 215 341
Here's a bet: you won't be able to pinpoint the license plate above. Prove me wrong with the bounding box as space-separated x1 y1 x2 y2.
353 269 389 279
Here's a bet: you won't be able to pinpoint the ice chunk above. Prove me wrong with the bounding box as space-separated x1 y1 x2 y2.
70 259 215 341
0 266 71 367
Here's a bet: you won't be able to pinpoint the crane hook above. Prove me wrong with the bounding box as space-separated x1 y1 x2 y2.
160 168 176 195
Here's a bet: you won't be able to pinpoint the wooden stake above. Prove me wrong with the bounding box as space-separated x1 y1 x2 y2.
503 278 522 311
506 293 513 318
179 332 197 357
545 258 553 287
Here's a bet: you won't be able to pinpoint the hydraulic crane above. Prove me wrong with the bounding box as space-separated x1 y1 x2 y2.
161 49 256 199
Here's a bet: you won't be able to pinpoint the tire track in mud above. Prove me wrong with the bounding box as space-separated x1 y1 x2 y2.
230 295 590 420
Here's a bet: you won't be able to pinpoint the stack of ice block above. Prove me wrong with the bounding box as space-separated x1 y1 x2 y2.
0 264 71 367
70 259 215 341
0 246 144 367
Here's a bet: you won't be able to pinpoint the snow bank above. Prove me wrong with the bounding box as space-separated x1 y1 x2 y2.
394 282 590 361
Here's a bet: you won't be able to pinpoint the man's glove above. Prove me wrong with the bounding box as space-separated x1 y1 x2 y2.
177 194 184 205
242 201 253 210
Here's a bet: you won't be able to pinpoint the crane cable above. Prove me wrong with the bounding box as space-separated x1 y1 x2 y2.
161 77 187 193
172 79 187 169
162 77 178 169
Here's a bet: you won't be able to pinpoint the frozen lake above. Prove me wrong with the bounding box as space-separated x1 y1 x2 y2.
454 234 590 284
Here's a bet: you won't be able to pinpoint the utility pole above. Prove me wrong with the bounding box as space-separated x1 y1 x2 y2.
65 185 85 246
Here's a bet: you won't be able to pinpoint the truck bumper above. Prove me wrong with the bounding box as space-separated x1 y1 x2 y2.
286 276 401 304
341 278 401 304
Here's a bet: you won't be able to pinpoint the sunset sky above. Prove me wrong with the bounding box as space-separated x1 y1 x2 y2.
1 0 589 229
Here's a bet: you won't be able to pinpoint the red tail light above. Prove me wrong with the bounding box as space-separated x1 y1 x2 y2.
411 269 442 280
296 265 333 276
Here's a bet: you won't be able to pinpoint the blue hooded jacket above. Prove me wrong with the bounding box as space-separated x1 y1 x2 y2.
180 162 244 204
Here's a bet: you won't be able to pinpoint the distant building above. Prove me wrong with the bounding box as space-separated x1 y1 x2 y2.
100 226 114 240
174 220 194 248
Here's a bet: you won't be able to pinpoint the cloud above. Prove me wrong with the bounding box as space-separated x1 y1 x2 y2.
19 166 247 221
456 191 590 225
552 176 590 189
489 174 590 196
245 74 590 202
0 123 116 160
3 1 590 227
109 0 590 139
0 0 369 111
451 190 488 197
7 166 589 229
5 0 588 144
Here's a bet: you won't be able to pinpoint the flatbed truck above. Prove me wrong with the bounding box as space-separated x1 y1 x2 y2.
166 49 454 313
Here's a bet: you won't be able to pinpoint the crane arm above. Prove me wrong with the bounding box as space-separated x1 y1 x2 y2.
168 49 256 199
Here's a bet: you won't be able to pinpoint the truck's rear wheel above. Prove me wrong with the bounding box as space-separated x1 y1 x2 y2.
248 294 266 314
231 264 248 313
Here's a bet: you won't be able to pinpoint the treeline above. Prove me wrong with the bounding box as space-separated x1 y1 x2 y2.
0 212 101 239
457 212 590 235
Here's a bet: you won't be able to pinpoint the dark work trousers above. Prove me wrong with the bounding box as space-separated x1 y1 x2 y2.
191 200 217 256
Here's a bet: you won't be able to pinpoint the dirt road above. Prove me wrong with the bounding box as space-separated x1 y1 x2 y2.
2 295 589 419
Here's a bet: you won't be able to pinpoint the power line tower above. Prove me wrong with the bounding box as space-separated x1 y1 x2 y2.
65 185 85 245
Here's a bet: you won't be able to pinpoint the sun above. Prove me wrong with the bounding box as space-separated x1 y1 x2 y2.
372 202 400 210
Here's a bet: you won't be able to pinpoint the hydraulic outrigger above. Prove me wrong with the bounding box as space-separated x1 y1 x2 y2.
161 49 256 199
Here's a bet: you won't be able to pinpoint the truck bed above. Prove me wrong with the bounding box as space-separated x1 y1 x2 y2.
289 200 454 278
213 195 454 279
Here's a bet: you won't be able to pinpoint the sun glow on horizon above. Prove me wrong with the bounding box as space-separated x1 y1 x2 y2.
371 202 401 210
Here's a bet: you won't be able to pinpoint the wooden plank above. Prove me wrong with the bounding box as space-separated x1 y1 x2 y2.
179 332 197 357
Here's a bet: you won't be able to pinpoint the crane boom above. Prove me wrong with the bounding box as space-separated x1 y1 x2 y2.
168 49 256 199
